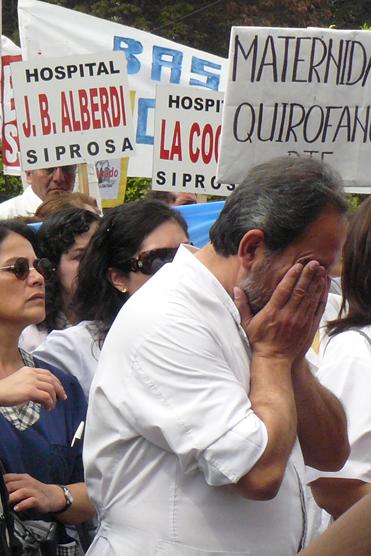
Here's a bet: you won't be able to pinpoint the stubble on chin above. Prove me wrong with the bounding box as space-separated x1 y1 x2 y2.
238 258 274 315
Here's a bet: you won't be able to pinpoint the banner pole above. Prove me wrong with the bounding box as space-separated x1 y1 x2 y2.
78 163 89 195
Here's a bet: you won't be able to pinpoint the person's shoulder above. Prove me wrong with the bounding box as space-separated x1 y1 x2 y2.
0 195 19 217
47 321 95 343
324 326 371 356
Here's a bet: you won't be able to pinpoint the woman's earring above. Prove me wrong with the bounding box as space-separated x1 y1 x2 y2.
121 287 128 294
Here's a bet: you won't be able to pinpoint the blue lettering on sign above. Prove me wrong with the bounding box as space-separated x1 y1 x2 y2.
113 36 143 74
190 57 221 90
137 98 156 145
151 46 183 83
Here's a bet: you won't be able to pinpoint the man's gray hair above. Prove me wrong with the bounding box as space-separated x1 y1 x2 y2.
210 156 348 256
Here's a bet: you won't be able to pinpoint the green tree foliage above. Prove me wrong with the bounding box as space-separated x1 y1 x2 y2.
330 1 371 29
5 0 370 54
0 155 22 198
125 176 151 201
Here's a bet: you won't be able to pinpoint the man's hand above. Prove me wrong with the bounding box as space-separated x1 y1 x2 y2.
5 473 66 513
0 367 67 409
234 261 327 362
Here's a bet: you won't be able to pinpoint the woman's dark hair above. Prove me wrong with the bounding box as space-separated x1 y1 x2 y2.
37 208 100 332
74 199 188 346
0 220 38 252
327 196 371 336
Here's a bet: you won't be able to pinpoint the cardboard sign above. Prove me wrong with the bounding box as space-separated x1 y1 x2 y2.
11 51 135 170
152 85 235 196
217 27 371 192
18 0 227 177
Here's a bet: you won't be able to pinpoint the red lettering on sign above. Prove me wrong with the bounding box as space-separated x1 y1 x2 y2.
189 123 200 163
99 88 112 127
78 90 90 130
38 94 51 134
22 96 32 138
160 120 182 161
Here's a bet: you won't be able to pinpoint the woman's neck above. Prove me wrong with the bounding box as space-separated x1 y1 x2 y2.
61 294 77 326
0 325 24 377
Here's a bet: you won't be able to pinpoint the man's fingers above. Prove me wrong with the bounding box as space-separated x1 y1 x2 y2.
268 263 303 309
233 286 253 327
287 261 322 310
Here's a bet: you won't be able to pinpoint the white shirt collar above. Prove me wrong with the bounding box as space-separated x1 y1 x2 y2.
174 244 242 327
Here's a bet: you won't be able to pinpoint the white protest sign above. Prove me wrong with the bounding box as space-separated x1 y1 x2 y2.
11 51 135 169
152 85 234 196
18 0 227 177
1 36 22 175
217 27 371 192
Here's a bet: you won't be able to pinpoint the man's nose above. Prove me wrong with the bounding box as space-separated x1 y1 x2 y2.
52 167 66 183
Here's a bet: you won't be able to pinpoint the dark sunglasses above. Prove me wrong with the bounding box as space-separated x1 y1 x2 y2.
128 247 179 276
0 257 55 281
42 165 76 176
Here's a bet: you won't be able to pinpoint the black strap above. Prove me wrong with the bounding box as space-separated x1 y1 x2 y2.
0 459 22 555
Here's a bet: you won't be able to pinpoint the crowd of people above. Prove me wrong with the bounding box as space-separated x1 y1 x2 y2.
0 156 370 555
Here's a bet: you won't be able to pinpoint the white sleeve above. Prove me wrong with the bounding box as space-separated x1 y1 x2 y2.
33 327 97 400
308 330 371 483
121 319 268 486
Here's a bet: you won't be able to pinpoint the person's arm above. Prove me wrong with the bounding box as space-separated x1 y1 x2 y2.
236 352 297 500
0 367 67 409
4 474 95 524
310 477 371 520
234 261 335 499
298 491 371 556
291 359 349 471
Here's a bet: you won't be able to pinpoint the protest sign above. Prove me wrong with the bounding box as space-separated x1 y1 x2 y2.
18 0 227 178
217 27 371 192
152 85 234 196
11 51 135 170
96 158 129 208
1 36 22 175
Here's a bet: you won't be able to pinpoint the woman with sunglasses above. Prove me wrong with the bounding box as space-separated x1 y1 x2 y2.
20 207 100 351
33 200 189 399
0 220 95 553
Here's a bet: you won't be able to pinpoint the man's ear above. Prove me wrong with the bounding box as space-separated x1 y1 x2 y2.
237 229 265 271
107 268 129 293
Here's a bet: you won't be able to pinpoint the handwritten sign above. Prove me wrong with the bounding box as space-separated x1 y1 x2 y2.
217 27 371 192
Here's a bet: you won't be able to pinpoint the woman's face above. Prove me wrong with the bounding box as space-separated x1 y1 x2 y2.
0 232 45 330
57 222 98 305
123 220 189 295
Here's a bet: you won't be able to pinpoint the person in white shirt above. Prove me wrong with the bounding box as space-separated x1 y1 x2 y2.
309 196 371 520
33 200 189 399
0 166 76 219
84 156 350 556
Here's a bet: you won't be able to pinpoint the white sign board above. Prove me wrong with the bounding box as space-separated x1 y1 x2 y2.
152 85 234 196
1 36 22 175
11 51 135 170
217 27 371 193
18 0 227 177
